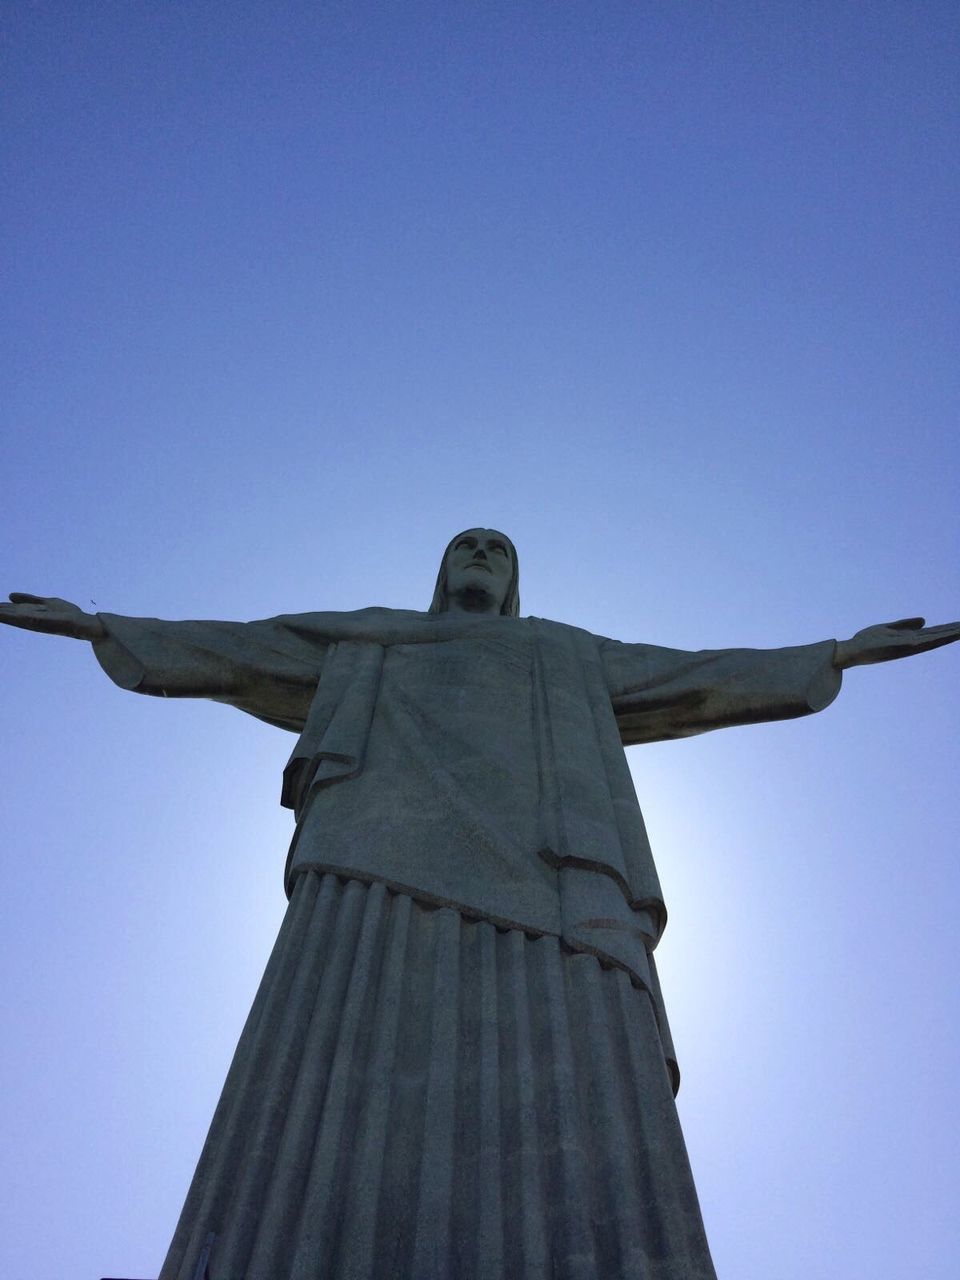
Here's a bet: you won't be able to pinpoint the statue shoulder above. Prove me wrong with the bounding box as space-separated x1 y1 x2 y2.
527 614 605 647
266 605 416 625
264 606 433 647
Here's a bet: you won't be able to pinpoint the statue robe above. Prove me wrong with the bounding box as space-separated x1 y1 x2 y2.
92 607 841 1280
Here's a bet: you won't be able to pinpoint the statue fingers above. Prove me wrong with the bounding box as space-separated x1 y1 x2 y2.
0 604 45 629
916 621 960 650
886 617 925 631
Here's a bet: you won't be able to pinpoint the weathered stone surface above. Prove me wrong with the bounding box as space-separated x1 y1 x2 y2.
2 530 958 1279
161 873 715 1279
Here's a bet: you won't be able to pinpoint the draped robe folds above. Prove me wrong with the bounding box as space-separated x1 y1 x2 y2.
92 607 841 1277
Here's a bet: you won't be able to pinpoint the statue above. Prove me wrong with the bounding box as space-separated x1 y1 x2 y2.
3 529 957 1280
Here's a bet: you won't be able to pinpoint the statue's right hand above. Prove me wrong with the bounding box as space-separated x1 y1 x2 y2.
0 594 106 640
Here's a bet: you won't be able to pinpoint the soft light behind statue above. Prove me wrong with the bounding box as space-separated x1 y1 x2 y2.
2 5 958 1280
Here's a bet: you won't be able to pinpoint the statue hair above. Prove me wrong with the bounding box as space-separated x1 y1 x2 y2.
428 529 520 617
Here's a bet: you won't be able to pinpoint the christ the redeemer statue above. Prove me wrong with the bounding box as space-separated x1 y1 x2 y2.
2 529 957 1280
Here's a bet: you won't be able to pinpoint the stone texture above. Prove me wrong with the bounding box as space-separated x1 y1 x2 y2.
4 532 956 1280
161 872 714 1280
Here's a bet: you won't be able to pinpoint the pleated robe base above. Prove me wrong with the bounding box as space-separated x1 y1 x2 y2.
160 872 717 1280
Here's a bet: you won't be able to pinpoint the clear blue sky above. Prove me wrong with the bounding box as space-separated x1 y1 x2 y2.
2 3 958 1277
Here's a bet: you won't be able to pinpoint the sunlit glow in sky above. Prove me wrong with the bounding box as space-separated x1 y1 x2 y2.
2 4 958 1278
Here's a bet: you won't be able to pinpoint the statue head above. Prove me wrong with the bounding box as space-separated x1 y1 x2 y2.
429 528 520 617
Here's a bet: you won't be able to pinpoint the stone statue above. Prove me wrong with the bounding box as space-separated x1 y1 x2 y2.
3 529 957 1280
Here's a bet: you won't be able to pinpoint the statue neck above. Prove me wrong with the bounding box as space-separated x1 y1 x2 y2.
444 585 503 615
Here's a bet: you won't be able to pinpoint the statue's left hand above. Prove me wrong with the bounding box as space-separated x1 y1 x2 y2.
835 617 960 669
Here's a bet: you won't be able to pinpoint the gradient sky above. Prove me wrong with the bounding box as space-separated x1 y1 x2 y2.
2 4 958 1278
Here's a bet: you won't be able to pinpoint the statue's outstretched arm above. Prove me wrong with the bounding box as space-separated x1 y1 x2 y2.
0 593 105 639
1 592 325 731
835 617 960 668
602 613 959 747
601 633 843 746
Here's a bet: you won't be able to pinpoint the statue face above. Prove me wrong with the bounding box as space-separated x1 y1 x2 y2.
443 528 514 612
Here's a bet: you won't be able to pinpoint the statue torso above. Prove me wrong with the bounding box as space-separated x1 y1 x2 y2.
295 622 560 932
